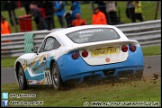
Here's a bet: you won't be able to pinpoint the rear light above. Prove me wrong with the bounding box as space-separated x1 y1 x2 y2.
130 45 136 52
82 50 88 57
121 45 128 52
72 52 79 59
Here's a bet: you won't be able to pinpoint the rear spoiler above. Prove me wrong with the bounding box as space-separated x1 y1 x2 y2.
68 39 139 52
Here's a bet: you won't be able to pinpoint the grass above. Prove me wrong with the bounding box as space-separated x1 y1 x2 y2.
1 45 161 68
1 1 161 33
1 57 18 68
142 46 161 56
1 78 161 107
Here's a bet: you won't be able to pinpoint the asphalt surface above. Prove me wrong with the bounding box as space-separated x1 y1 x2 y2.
1 56 161 84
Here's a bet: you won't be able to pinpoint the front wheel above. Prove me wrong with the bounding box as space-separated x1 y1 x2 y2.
51 62 64 90
17 64 28 90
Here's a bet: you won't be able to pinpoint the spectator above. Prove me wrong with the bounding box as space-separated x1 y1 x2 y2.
1 15 11 34
71 1 81 20
4 1 18 26
64 11 73 27
22 1 31 14
134 1 144 22
107 1 120 25
55 1 65 28
36 1 46 19
95 1 108 24
92 7 107 25
43 1 55 30
72 13 86 26
126 1 135 22
29 3 47 30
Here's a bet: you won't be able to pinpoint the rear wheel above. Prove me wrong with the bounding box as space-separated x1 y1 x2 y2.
17 64 28 90
51 62 64 90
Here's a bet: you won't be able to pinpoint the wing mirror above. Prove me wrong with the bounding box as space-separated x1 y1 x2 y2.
32 46 38 53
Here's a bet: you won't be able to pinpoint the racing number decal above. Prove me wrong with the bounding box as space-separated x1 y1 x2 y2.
44 70 52 85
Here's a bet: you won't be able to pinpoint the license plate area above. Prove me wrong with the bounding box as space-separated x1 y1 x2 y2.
90 47 119 57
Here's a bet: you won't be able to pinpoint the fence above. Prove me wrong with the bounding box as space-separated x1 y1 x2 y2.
1 20 161 57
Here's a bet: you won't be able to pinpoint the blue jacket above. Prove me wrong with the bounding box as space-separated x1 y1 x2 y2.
56 1 65 16
72 2 81 19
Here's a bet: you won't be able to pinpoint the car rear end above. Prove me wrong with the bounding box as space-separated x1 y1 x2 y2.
56 26 144 82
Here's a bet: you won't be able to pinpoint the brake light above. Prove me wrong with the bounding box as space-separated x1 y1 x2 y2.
130 45 136 52
82 50 88 57
121 45 128 52
72 52 79 59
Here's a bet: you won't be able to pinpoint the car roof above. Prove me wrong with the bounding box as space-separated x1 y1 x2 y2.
47 25 117 37
44 25 126 46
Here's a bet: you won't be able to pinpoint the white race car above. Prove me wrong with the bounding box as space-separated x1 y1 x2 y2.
14 25 144 90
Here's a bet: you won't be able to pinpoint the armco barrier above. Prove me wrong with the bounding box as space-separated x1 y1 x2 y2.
1 20 161 57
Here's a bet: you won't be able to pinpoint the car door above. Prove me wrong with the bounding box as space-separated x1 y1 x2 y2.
30 37 56 75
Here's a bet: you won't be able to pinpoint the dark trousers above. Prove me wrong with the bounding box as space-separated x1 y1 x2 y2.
24 6 30 14
107 11 120 25
8 10 18 26
57 16 65 28
34 17 47 30
45 16 55 30
135 13 144 22
126 8 136 22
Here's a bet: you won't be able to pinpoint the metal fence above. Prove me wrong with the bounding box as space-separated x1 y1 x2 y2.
1 20 161 57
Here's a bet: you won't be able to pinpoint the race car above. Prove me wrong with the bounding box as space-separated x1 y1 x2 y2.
14 25 144 90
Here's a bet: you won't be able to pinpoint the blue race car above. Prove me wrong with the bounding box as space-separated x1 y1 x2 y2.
14 25 144 90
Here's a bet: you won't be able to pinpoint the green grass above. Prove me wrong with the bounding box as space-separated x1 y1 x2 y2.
1 57 18 68
142 46 161 56
1 78 161 107
1 1 161 33
1 45 161 68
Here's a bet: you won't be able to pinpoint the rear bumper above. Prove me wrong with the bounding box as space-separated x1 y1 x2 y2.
56 46 144 82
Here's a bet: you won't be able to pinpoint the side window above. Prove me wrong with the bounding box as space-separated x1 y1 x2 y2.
39 39 46 53
44 37 55 51
39 37 61 53
54 39 61 49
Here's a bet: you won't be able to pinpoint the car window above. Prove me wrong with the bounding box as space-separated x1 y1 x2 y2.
39 37 61 53
44 37 55 51
39 39 46 53
66 28 120 43
54 39 61 49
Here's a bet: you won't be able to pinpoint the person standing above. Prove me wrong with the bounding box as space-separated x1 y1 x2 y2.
126 1 135 22
92 7 107 25
71 1 81 20
64 11 73 27
43 1 55 30
55 1 65 28
134 1 144 22
72 13 86 26
4 1 18 26
29 3 46 30
36 1 46 19
95 1 108 24
107 1 120 25
1 15 11 34
22 1 31 14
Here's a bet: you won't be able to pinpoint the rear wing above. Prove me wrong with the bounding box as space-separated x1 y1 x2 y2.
68 39 139 53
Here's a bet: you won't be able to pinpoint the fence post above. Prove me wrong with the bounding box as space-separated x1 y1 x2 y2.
154 1 159 20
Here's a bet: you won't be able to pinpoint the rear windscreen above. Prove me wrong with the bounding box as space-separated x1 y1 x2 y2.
66 28 120 43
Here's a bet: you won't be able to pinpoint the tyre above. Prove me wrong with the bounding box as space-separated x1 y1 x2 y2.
17 64 28 90
51 62 64 90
